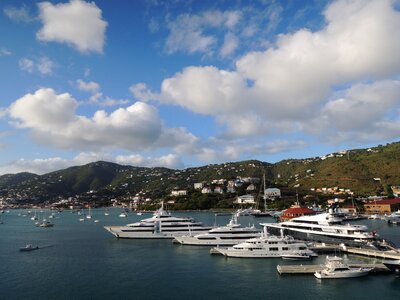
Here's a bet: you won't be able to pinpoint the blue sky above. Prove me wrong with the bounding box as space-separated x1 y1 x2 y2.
1 0 400 175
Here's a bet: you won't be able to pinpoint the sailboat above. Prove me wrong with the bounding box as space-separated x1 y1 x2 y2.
252 174 275 217
30 209 38 221
104 208 110 216
86 207 92 219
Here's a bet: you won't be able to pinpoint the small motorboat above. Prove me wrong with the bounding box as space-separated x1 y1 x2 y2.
314 256 372 279
19 244 39 252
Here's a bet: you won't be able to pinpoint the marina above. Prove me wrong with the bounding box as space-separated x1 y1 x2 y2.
1 208 400 300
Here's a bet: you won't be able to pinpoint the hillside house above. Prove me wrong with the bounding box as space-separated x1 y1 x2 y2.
265 188 281 199
194 182 204 190
170 190 187 197
235 195 255 204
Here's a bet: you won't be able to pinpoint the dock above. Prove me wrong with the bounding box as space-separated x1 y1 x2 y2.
310 243 400 260
277 263 390 275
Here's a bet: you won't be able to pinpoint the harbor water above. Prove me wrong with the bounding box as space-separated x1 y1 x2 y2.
1 209 399 300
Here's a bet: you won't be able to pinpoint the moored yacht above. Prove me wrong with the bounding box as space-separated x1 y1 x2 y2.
314 256 372 279
212 228 317 258
104 202 212 239
173 213 261 246
261 205 380 248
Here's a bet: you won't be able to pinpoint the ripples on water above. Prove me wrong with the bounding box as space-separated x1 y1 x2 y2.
0 209 399 300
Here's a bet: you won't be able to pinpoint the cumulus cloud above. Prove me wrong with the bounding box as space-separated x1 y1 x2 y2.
8 88 198 153
36 0 107 54
147 0 400 144
19 57 55 75
308 80 400 143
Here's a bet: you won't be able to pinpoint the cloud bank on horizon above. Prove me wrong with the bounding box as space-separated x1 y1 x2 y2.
0 0 400 175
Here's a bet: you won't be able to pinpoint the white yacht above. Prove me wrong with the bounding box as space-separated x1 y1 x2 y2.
104 203 212 239
314 256 372 279
261 206 379 248
386 210 400 224
173 214 261 246
212 228 317 258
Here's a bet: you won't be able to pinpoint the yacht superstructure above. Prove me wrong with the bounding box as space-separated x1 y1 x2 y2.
173 214 261 246
212 228 317 258
104 203 211 239
261 206 377 247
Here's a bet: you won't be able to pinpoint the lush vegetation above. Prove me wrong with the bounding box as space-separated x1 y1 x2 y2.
1 141 400 205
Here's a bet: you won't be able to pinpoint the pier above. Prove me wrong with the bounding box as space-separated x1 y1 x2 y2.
310 243 400 260
277 263 390 275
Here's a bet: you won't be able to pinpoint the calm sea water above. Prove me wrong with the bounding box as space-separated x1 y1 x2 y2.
1 209 399 300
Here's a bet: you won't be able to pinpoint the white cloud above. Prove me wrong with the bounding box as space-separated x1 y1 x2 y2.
165 10 241 55
19 58 34 72
88 92 130 107
3 5 35 23
76 79 100 93
19 57 55 75
0 48 12 56
115 153 183 169
308 80 400 143
36 0 107 54
220 33 239 58
76 79 129 107
149 0 400 144
8 88 198 153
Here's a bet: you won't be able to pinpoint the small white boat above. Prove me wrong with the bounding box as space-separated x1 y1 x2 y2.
314 256 372 279
19 244 39 252
39 221 54 228
119 212 128 218
94 220 100 223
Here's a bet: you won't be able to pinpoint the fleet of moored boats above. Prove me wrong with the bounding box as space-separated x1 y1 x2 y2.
5 204 400 277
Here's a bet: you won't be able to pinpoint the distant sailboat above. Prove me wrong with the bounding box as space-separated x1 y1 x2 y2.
86 207 92 219
104 208 109 216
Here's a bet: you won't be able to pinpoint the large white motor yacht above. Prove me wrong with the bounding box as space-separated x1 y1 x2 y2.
104 203 211 239
261 205 379 248
173 214 261 246
212 228 317 258
314 256 372 279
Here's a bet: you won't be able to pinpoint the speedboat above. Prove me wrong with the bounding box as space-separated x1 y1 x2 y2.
314 256 372 279
173 213 261 246
382 260 400 274
104 202 212 239
19 244 39 252
212 228 317 259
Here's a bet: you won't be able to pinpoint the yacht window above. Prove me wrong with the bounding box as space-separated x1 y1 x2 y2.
269 247 279 251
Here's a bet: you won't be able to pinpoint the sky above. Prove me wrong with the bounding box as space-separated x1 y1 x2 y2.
0 0 400 175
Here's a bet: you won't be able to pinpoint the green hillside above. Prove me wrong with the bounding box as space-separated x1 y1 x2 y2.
1 141 400 203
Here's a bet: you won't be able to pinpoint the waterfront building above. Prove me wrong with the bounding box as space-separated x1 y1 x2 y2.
363 198 400 214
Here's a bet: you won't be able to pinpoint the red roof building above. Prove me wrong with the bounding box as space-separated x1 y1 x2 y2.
279 205 316 222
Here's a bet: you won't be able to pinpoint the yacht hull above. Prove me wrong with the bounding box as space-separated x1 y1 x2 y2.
104 226 210 239
174 234 260 246
264 225 373 247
